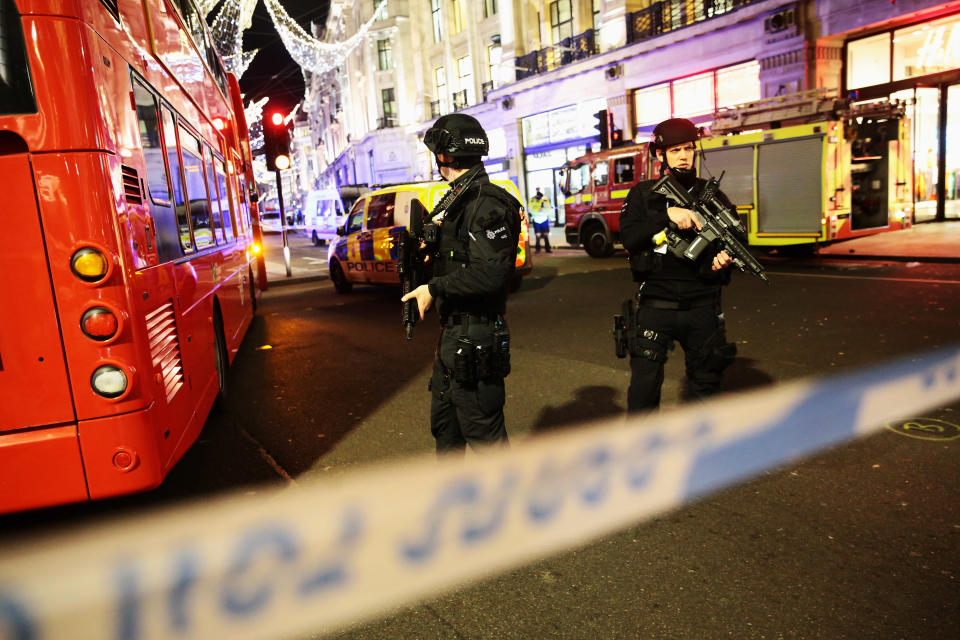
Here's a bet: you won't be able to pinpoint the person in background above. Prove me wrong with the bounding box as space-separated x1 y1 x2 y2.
528 187 552 253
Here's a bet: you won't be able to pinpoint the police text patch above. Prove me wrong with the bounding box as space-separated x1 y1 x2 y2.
480 220 513 251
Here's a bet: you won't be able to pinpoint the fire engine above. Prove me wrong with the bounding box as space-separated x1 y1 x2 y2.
562 89 912 256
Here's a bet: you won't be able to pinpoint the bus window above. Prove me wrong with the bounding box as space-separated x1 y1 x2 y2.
204 147 224 244
614 157 635 184
237 176 251 230
132 81 170 204
160 106 192 257
594 161 609 186
178 126 214 250
217 163 235 240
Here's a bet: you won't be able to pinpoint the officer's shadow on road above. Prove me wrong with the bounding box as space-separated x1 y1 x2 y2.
517 266 559 292
530 385 623 433
717 357 775 394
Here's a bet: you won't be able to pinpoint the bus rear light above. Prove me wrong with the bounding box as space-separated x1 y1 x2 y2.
91 364 128 399
213 117 226 130
81 307 119 341
71 247 109 282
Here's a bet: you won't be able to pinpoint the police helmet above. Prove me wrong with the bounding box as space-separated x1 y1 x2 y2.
649 118 701 158
423 114 489 157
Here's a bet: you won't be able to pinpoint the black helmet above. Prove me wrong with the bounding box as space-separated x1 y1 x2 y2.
423 114 489 157
649 118 701 157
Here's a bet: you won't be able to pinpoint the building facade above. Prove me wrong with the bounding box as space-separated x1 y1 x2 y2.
304 0 960 224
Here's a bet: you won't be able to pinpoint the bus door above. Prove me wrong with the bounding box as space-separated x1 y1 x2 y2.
364 192 398 283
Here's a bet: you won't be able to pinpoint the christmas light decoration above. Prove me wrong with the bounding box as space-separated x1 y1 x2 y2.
224 49 259 77
210 0 258 76
263 0 389 75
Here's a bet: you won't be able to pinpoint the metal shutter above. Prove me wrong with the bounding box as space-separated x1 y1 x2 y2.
757 137 823 234
701 146 754 207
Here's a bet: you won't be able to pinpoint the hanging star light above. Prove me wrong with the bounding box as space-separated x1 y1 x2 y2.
263 0 389 75
197 0 218 16
209 0 258 75
224 49 259 77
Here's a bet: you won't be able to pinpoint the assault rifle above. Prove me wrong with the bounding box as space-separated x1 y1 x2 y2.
651 172 769 284
397 199 429 340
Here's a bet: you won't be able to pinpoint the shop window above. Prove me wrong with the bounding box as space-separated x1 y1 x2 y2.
893 15 960 81
614 157 635 184
716 61 760 109
673 71 714 119
848 33 891 89
593 161 608 186
634 83 671 127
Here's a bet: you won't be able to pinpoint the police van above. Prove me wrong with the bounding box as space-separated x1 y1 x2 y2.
327 179 532 293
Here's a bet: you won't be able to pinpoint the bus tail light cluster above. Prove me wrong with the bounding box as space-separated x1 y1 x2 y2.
70 245 132 401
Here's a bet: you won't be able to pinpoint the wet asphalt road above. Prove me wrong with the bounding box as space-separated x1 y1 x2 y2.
2 252 959 639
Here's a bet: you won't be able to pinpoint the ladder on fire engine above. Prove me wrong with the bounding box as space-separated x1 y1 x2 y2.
710 88 849 134
710 89 907 135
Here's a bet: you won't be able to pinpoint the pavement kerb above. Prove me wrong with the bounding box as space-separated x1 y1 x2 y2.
264 274 329 288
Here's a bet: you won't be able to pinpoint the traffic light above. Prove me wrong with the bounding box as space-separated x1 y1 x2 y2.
264 110 291 171
593 109 612 149
611 126 624 147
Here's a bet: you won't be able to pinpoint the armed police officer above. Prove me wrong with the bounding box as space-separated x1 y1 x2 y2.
619 118 738 413
401 114 522 455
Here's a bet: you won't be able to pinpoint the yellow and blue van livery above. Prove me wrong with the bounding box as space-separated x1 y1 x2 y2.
328 179 532 293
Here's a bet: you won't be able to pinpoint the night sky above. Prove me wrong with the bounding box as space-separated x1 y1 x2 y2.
236 0 330 115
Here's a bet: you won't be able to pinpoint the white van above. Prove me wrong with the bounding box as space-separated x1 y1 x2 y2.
303 189 346 246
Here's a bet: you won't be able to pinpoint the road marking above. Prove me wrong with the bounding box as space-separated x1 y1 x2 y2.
772 271 960 286
301 257 327 266
885 418 960 441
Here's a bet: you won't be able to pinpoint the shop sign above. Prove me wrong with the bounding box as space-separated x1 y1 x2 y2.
894 13 960 80
525 149 567 171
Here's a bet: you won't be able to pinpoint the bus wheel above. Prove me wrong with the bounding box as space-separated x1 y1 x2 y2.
330 260 352 294
213 307 229 403
583 224 614 258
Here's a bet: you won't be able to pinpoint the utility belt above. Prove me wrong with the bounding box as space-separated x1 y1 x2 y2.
636 293 718 311
448 331 511 386
443 312 503 327
613 299 674 361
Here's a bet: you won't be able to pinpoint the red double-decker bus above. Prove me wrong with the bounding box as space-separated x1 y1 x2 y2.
0 0 262 513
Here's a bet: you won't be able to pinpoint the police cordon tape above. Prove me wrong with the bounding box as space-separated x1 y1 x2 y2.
2 346 960 640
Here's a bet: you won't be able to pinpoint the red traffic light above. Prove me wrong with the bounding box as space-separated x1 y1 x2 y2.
270 112 284 126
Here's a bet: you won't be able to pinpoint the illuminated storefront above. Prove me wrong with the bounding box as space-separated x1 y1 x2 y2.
632 61 762 136
520 99 605 225
845 11 960 222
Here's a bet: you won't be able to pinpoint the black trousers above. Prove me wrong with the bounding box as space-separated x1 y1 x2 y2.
430 321 508 454
627 303 729 414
